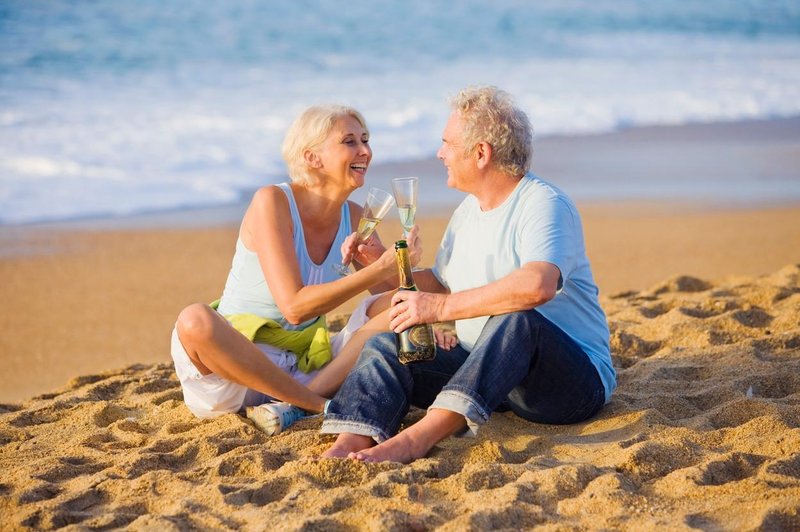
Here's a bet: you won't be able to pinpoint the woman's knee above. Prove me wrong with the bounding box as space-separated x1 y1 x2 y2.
176 303 217 344
365 291 393 318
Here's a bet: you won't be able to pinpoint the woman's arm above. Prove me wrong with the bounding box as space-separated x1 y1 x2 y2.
346 231 424 295
341 200 396 294
341 201 424 295
243 187 398 325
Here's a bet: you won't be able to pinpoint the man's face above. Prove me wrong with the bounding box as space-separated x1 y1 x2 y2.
436 112 474 192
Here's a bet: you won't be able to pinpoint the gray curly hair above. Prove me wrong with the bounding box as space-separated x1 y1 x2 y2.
450 86 533 176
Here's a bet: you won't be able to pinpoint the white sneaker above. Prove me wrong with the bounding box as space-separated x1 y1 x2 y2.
245 402 305 436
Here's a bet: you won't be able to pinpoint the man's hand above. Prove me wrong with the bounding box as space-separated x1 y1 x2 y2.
389 290 446 332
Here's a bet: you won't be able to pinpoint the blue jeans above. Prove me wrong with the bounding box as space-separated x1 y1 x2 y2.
320 309 606 442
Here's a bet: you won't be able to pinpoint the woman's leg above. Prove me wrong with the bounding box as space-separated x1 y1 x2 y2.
176 303 327 413
365 290 393 317
307 316 388 397
306 293 393 398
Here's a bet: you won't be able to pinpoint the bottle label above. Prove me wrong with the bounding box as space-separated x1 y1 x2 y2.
408 326 433 346
397 324 436 364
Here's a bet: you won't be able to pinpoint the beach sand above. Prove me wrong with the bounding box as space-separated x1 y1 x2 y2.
1 119 800 529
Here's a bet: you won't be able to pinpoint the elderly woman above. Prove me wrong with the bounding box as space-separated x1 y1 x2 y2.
170 105 419 420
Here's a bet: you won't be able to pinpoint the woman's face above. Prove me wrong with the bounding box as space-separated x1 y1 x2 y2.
315 115 372 189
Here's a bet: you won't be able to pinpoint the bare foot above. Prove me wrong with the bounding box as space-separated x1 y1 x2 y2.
320 433 375 459
349 409 467 464
348 430 427 464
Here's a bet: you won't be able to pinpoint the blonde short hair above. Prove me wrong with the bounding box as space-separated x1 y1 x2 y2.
450 86 532 176
281 105 369 184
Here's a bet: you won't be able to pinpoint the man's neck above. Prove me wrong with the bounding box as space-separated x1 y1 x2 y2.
474 171 524 211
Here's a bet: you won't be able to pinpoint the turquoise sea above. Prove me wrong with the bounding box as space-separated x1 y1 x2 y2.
1 1 799 224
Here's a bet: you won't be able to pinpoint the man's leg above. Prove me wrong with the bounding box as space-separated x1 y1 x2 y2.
504 312 605 425
431 309 604 428
320 333 415 457
349 311 533 462
352 309 604 462
348 408 466 463
320 332 471 458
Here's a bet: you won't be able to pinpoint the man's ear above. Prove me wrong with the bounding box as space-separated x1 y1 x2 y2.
304 150 322 168
475 141 492 170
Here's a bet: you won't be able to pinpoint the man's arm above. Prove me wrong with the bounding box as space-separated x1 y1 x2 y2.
408 268 450 294
389 261 560 333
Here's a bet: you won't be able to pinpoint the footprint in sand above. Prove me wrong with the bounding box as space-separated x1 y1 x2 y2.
220 477 292 506
33 456 111 483
696 452 766 486
320 494 355 515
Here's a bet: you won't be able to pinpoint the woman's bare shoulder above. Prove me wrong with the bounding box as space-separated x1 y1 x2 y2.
251 184 289 206
241 185 292 240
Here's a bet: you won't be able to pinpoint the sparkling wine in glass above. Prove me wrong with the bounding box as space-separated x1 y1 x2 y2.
397 204 417 235
391 177 418 237
333 187 395 276
391 176 421 270
356 216 381 240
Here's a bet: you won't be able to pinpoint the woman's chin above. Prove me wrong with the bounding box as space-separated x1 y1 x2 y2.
350 174 366 188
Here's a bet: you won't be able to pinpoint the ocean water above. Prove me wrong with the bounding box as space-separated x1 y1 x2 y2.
1 0 799 224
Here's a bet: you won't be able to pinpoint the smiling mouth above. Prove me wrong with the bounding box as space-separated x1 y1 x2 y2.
350 163 368 171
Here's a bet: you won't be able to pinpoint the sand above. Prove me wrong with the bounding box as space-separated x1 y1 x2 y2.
1 118 800 529
1 264 798 530
2 204 799 404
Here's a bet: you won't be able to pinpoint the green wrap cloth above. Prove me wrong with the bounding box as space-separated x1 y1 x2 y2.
210 300 332 373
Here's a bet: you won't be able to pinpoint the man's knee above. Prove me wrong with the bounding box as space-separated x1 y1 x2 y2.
485 308 546 333
358 332 399 364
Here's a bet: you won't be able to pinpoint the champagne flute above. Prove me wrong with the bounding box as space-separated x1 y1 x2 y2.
391 176 420 270
333 187 395 276
391 176 418 237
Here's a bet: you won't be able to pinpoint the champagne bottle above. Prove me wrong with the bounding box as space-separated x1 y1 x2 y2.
394 240 436 364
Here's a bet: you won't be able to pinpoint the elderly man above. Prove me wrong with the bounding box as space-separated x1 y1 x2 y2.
320 86 615 463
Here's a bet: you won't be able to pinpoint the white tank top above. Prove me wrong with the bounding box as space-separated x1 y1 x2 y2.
216 183 352 330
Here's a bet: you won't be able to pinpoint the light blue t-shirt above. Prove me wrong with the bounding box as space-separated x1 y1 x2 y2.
432 174 616 402
217 182 352 330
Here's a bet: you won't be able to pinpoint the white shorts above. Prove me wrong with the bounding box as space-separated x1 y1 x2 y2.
170 295 379 418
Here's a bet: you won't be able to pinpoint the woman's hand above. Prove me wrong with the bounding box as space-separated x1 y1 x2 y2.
340 232 387 268
338 232 359 267
405 225 422 267
354 233 387 267
434 328 457 350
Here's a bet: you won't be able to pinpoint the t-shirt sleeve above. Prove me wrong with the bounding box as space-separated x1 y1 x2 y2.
518 196 578 282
